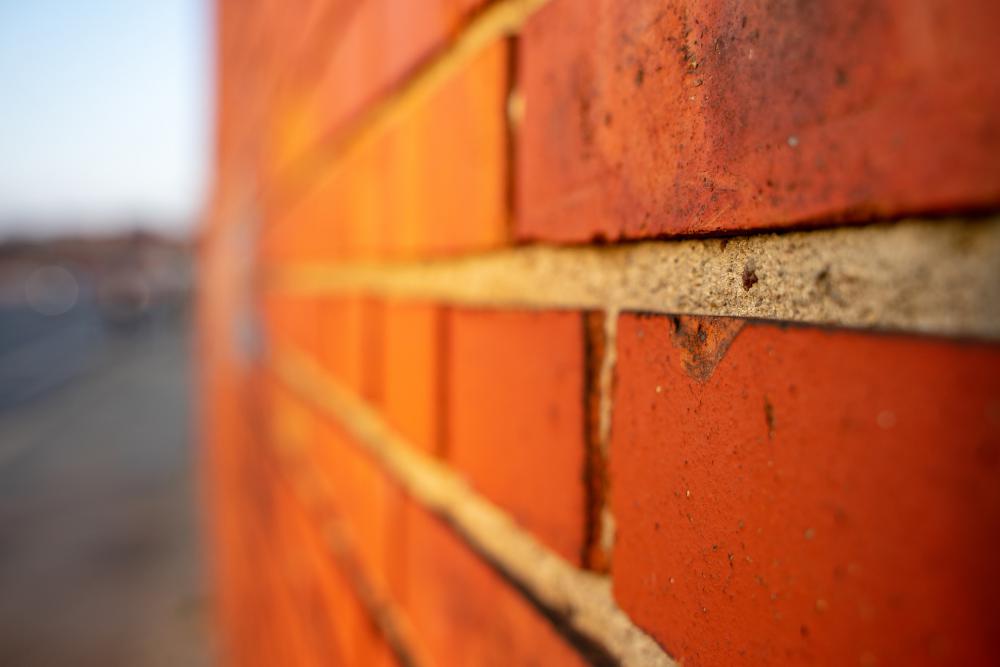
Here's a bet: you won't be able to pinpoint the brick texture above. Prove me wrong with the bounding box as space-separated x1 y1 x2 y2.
261 38 509 264
611 314 1000 665
517 0 1000 242
402 499 587 666
267 0 489 178
447 309 588 564
202 0 1000 664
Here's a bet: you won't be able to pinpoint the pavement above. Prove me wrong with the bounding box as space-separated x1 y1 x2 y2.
0 305 214 666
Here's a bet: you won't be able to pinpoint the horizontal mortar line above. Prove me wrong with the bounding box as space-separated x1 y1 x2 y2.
266 216 1000 340
271 346 676 667
272 0 549 213
267 392 616 666
266 445 427 667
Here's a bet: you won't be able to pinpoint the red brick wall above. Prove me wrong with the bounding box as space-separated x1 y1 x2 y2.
200 1 1000 665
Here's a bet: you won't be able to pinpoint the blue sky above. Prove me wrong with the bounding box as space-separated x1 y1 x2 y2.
0 0 211 236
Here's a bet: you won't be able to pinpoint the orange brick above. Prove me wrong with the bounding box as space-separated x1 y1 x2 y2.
230 452 320 667
263 368 408 599
308 415 406 600
317 297 382 402
402 499 588 666
381 39 510 257
269 474 342 667
517 0 1000 242
310 1 476 151
261 380 403 665
262 0 495 207
260 132 393 264
382 300 446 455
447 309 587 564
273 462 399 667
611 314 1000 665
266 37 509 263
261 294 320 359
275 0 491 165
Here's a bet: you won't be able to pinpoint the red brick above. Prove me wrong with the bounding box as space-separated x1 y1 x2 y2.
273 462 400 667
268 472 346 667
447 309 587 564
611 314 1000 666
215 0 283 195
317 297 382 402
262 0 493 197
263 376 403 600
309 417 406 597
256 553 316 666
294 0 487 162
380 39 509 257
262 372 316 463
227 448 321 666
382 300 446 455
274 37 508 262
402 499 587 666
262 381 403 665
261 294 320 359
517 0 1000 242
266 135 393 264
265 37 509 263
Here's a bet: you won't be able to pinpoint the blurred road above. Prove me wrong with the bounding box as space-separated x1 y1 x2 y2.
0 299 106 413
0 308 214 666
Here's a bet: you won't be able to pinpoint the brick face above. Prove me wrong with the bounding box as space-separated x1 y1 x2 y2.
317 297 383 401
402 500 587 667
205 1 1000 664
309 417 402 596
264 0 489 181
610 314 1000 666
517 0 1000 242
272 456 400 667
446 309 588 564
381 300 446 456
262 295 320 359
263 380 407 665
380 39 509 258
264 140 391 263
261 38 508 264
264 372 591 666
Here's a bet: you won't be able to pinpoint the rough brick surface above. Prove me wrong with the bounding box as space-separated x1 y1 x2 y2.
402 500 587 666
447 309 588 564
207 1 1000 664
611 314 1000 666
517 0 1000 242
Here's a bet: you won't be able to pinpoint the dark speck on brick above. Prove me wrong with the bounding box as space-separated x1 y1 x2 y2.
742 260 759 290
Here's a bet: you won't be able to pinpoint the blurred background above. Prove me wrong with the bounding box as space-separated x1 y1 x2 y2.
0 1 213 664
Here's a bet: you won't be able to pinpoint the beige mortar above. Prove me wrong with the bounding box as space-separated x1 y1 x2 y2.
273 347 676 667
269 217 1000 340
